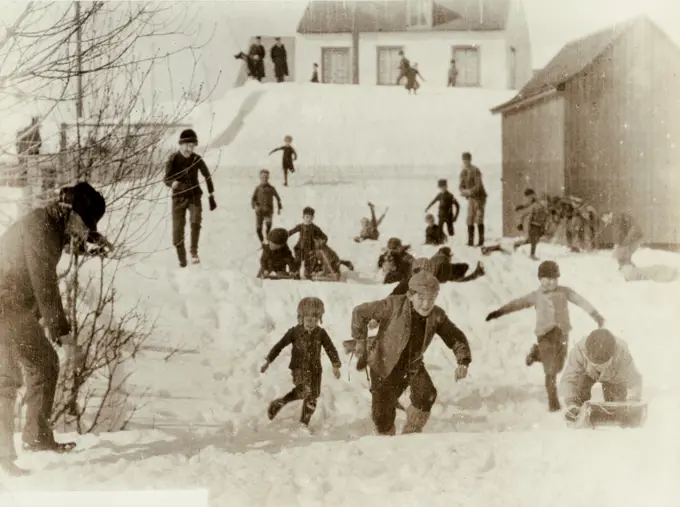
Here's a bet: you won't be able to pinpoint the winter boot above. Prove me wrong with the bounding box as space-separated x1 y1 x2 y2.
190 225 201 262
477 224 485 247
0 458 29 478
267 399 286 421
376 425 396 436
467 225 475 246
300 397 317 426
545 374 561 412
525 344 540 366
176 246 187 268
402 405 431 434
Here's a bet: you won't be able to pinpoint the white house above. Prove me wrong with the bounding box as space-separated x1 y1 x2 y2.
294 0 532 89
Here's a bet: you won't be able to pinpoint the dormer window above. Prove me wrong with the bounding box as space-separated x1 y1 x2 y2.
407 0 433 29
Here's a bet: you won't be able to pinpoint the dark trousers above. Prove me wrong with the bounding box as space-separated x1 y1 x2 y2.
279 368 322 425
294 247 314 277
370 364 437 434
256 210 273 243
515 224 544 256
438 213 454 236
283 167 294 186
528 327 568 411
172 196 202 263
0 310 60 460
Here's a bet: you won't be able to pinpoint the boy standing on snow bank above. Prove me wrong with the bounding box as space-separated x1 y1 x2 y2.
485 261 605 412
561 329 643 423
425 179 460 238
288 207 328 279
261 297 342 427
459 152 487 247
351 271 471 436
164 129 216 267
251 169 282 245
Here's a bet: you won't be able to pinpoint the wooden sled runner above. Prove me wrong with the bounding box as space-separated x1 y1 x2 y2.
570 401 648 429
262 272 296 280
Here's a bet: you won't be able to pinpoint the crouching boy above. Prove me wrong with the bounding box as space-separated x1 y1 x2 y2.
258 228 299 279
351 271 471 436
561 329 643 423
261 297 342 426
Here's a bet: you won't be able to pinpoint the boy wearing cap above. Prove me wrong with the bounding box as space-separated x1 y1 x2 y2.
561 329 643 423
425 179 460 238
0 182 106 475
164 129 216 267
377 237 414 284
288 207 328 278
251 169 282 245
258 228 299 279
351 271 472 435
485 260 605 412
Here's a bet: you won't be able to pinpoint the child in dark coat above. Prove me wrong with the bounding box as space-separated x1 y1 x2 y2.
424 214 446 245
486 260 605 412
269 135 297 187
261 297 342 426
311 63 319 83
288 207 328 278
425 179 460 238
258 228 299 279
377 237 414 284
513 189 548 260
354 202 388 243
405 63 424 94
308 237 355 279
251 169 282 245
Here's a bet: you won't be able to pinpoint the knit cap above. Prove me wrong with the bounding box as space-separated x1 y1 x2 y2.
411 257 436 275
179 129 198 145
408 271 440 296
585 329 617 364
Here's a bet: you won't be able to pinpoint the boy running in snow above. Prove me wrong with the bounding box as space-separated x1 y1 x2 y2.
261 297 342 426
377 237 414 284
251 169 282 245
351 271 471 435
513 189 549 260
309 237 354 279
269 135 297 187
485 260 605 412
405 63 424 94
258 228 299 279
396 50 410 85
354 202 388 243
425 179 460 238
561 329 643 423
164 129 217 267
288 207 328 278
424 214 446 245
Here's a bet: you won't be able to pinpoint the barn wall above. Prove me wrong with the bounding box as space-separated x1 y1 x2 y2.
500 94 565 236
564 19 680 245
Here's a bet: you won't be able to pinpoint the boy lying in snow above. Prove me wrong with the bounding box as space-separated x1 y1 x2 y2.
261 297 342 427
308 237 354 280
390 252 484 296
486 260 605 413
354 202 388 243
561 329 643 423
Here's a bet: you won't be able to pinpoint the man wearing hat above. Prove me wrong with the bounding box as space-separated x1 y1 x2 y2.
164 129 216 267
0 182 106 476
248 36 266 81
561 329 643 423
270 37 289 83
350 271 472 435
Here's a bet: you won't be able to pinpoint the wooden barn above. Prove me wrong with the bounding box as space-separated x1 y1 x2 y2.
490 15 680 247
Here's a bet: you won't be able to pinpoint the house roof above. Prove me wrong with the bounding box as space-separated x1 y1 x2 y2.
296 0 510 34
491 16 640 114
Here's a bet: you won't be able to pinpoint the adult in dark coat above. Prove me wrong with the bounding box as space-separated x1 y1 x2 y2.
248 36 266 82
270 37 289 83
0 182 106 476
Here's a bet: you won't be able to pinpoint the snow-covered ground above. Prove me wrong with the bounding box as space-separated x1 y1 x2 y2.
2 84 680 506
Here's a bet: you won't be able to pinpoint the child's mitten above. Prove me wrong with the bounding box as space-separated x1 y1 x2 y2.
209 195 217 211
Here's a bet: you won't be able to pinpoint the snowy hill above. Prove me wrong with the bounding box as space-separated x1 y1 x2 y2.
195 82 514 180
1 83 679 506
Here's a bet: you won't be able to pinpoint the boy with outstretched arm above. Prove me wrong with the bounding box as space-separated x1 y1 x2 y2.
425 179 460 238
486 260 605 412
288 207 328 278
561 328 643 423
354 202 388 243
261 297 342 427
351 271 471 436
513 188 549 260
251 169 282 245
269 135 297 187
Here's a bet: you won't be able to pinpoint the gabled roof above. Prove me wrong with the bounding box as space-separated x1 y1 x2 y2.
491 16 639 114
296 0 510 34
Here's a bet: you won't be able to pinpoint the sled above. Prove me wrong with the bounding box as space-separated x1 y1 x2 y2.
570 401 648 429
310 273 343 282
262 272 296 280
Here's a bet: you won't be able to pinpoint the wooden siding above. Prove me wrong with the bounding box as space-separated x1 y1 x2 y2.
564 18 680 245
500 94 565 236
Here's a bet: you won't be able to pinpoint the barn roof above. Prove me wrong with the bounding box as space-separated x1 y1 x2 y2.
491 16 639 114
296 0 511 34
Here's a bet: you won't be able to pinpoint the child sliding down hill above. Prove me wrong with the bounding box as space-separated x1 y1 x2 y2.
308 238 354 280
261 297 342 427
257 228 299 279
354 202 388 243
